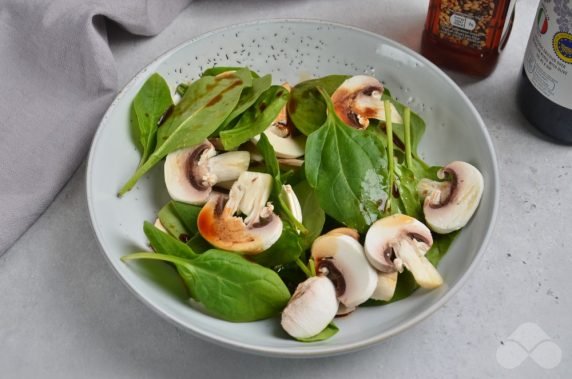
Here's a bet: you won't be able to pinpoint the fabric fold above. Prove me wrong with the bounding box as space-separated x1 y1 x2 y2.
0 0 192 254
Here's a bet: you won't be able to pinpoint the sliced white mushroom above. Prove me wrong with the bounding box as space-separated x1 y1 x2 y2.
371 271 398 301
336 303 356 317
197 171 282 254
417 161 484 234
164 140 250 205
278 158 304 168
281 276 338 339
252 83 306 159
331 75 402 129
364 214 443 289
280 184 303 224
312 228 377 308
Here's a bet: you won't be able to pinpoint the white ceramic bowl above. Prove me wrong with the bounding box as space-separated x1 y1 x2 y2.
87 20 499 358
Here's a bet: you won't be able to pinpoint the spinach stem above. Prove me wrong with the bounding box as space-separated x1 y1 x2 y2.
295 257 312 278
404 107 413 169
383 100 395 212
121 252 190 266
308 258 316 277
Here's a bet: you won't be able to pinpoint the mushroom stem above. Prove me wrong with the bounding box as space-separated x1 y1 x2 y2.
417 178 452 205
371 271 398 301
394 239 443 289
207 151 250 183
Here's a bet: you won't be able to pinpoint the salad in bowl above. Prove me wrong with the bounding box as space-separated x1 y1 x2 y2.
116 66 483 342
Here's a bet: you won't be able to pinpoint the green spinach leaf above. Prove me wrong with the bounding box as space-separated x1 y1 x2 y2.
220 84 288 150
288 75 350 136
252 223 303 267
216 75 272 133
158 202 190 242
293 181 325 250
122 250 291 322
118 70 251 196
130 73 173 165
202 66 260 79
305 88 389 233
171 201 201 235
143 221 197 260
296 323 339 342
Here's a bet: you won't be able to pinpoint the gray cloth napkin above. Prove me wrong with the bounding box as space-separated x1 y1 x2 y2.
0 0 192 255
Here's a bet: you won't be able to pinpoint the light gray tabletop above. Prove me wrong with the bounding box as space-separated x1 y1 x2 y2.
1 0 570 377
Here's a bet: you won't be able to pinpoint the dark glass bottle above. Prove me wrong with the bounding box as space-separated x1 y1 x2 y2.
517 0 572 143
421 0 516 77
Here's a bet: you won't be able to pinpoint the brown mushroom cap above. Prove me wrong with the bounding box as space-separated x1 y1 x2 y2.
418 161 484 234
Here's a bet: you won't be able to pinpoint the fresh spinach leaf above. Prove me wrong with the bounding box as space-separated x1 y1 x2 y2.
187 234 212 254
176 83 188 97
216 75 273 133
122 250 291 322
252 223 303 267
305 88 389 233
130 73 173 165
220 85 288 150
143 221 197 260
118 70 251 196
288 75 350 136
293 181 325 250
171 201 201 235
202 66 260 79
158 202 190 242
296 323 339 342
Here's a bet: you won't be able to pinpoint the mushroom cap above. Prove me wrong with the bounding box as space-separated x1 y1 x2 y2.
281 276 338 339
312 233 377 308
419 161 484 234
164 141 215 205
364 214 433 272
331 75 384 129
197 195 283 254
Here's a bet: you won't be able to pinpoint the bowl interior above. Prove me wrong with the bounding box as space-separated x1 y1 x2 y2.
87 20 498 357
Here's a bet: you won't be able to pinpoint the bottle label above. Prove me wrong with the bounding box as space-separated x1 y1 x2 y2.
437 1 498 50
523 0 572 110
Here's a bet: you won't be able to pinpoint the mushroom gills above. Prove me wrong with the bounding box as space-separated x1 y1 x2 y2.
281 276 339 339
331 75 402 129
417 161 484 234
364 214 443 290
164 141 250 205
312 233 377 308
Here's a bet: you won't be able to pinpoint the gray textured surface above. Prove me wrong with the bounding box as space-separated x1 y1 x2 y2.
1 0 570 377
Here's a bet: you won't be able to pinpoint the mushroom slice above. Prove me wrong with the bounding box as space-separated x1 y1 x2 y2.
364 214 443 289
164 140 250 205
281 276 338 339
312 231 377 308
371 271 398 302
252 83 306 159
197 171 283 254
336 303 356 317
417 161 484 234
331 75 402 129
280 184 303 224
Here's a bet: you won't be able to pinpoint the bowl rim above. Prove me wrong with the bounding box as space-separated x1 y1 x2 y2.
86 18 500 358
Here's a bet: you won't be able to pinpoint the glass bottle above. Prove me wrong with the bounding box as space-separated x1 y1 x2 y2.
421 0 516 77
517 0 572 143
